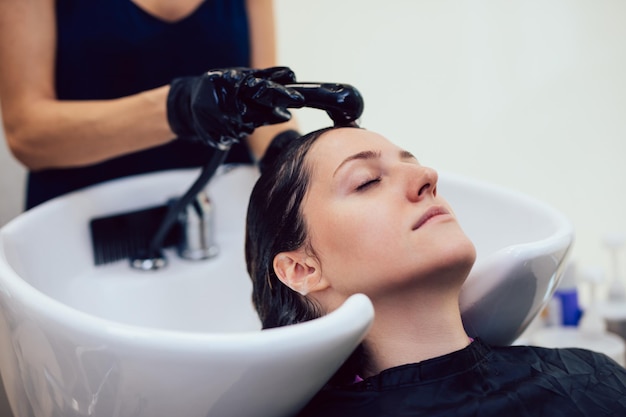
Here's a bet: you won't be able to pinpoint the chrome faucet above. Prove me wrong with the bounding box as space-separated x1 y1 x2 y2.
176 191 219 261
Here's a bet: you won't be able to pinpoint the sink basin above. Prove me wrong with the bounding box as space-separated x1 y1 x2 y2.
0 165 573 417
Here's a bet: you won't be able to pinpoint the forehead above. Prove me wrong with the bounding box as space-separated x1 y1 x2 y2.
307 128 397 173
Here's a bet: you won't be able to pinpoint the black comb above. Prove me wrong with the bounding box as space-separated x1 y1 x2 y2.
89 204 180 265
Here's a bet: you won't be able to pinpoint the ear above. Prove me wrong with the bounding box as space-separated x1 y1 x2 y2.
273 249 327 295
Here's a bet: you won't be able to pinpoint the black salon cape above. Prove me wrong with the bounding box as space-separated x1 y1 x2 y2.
297 338 626 416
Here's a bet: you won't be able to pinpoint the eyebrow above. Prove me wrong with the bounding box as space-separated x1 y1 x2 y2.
333 149 417 177
400 150 417 161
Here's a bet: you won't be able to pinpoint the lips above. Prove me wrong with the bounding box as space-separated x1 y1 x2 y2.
412 206 450 230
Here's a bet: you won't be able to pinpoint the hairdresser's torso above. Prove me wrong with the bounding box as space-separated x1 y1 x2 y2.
26 0 253 208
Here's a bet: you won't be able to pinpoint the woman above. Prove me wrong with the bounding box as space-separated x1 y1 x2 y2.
0 0 299 209
245 126 626 416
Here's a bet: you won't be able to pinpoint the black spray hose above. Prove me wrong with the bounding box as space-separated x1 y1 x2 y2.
284 83 364 126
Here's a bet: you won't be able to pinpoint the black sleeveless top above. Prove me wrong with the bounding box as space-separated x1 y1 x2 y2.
27 0 252 209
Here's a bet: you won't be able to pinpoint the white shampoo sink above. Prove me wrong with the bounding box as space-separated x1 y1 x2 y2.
0 165 573 417
0 166 373 417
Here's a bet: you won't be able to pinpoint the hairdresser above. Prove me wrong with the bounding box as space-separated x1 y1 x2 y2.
0 0 301 209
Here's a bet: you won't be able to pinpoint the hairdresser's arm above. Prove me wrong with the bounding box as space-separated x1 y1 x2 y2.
0 0 175 171
244 0 299 160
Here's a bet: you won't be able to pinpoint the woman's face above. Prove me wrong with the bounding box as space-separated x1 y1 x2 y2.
301 128 476 301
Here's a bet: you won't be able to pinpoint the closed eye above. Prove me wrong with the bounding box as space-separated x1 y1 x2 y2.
356 177 381 191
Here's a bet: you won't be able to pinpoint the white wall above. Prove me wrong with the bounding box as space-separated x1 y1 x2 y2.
0 109 25 227
0 108 19 416
275 0 626 286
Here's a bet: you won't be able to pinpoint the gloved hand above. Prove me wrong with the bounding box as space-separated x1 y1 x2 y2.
167 67 305 149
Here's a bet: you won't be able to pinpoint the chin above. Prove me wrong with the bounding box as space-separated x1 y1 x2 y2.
428 234 477 282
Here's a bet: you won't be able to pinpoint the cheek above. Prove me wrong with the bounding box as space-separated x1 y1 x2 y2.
314 211 368 255
337 200 388 235
311 204 398 270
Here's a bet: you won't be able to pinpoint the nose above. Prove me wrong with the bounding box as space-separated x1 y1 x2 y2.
406 165 438 202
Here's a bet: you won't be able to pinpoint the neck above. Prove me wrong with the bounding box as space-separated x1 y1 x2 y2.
361 286 470 378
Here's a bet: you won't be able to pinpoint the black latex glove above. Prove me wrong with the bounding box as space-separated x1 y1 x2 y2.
167 67 304 149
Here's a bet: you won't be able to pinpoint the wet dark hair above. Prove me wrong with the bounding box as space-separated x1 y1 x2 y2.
245 125 367 384
245 127 332 329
